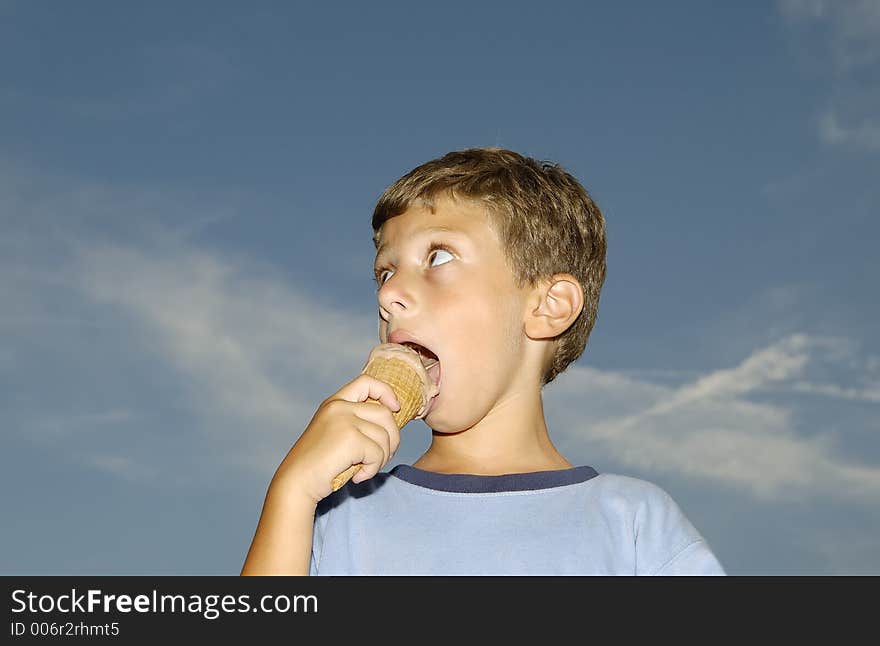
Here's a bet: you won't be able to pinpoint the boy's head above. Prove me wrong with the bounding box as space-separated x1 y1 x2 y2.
372 147 607 387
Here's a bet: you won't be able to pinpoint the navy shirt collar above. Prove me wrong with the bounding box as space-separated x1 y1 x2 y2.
389 464 599 493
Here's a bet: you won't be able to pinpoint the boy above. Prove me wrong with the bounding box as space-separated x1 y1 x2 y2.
241 147 725 575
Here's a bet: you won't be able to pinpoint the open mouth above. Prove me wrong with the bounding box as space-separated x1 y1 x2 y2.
401 341 441 388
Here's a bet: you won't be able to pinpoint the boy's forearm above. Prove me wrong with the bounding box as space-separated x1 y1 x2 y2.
240 479 318 576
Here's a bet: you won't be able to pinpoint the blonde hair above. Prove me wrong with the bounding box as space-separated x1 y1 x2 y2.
372 147 607 385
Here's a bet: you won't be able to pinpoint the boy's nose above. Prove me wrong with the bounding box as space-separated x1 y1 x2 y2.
377 271 414 318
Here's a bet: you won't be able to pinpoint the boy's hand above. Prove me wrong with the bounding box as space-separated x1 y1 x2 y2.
271 374 403 504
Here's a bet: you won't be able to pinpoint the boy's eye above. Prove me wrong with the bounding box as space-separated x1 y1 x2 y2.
376 268 394 286
374 246 453 287
429 249 453 267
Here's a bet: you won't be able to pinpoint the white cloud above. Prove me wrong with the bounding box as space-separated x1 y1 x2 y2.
71 240 380 473
780 0 880 70
779 1 880 153
786 380 880 402
0 160 378 479
818 111 880 150
548 334 880 503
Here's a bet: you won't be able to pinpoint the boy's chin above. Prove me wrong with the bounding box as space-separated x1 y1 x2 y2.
421 410 471 436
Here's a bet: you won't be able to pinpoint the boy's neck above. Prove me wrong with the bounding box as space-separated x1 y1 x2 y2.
412 391 573 475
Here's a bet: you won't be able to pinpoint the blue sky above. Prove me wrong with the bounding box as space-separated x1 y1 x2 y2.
2 0 878 575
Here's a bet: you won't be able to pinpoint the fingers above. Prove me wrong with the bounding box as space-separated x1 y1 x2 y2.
327 374 401 413
347 421 394 484
315 395 401 483
286 374 404 495
352 400 402 450
321 399 400 464
325 372 403 460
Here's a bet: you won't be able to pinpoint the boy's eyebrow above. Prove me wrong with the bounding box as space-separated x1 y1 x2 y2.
374 225 461 259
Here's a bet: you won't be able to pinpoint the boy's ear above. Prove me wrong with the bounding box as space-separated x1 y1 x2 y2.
524 274 584 340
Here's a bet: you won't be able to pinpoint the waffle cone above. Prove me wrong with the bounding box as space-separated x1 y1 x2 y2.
330 355 429 492
363 355 425 428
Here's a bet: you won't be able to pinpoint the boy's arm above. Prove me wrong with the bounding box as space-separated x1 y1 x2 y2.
240 374 402 576
239 473 318 576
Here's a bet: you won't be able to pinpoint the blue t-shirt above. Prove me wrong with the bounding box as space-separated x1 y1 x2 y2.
310 465 725 575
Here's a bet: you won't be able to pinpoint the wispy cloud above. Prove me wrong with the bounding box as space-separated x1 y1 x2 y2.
779 0 880 152
818 111 880 151
74 241 377 437
785 380 880 402
548 334 880 503
1 160 376 479
780 0 880 70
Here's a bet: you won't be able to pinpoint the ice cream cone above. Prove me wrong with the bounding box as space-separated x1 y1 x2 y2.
330 345 437 492
364 355 426 428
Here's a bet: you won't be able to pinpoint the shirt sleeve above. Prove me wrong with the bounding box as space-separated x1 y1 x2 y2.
632 481 726 576
651 539 726 575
